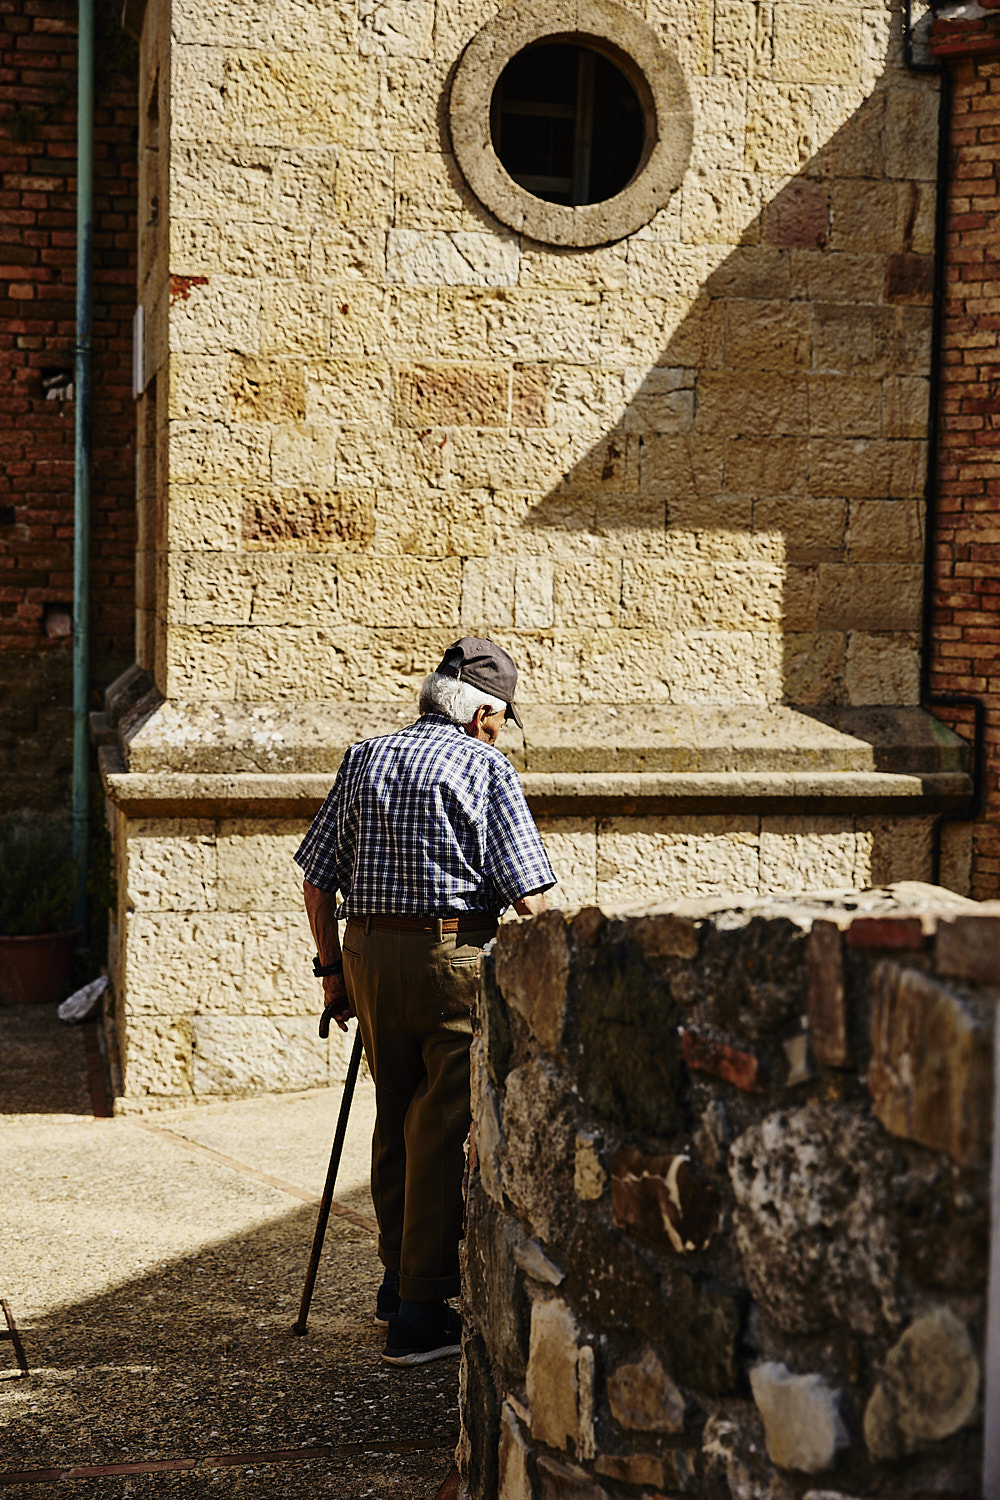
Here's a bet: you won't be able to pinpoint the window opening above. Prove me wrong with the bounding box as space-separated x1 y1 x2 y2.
490 41 645 206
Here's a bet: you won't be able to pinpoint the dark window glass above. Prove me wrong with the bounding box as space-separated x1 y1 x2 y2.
491 41 646 206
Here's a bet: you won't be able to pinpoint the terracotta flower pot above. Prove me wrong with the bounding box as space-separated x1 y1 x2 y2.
0 928 80 1005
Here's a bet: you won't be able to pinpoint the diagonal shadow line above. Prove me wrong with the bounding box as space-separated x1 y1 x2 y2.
128 1117 379 1233
1 1194 458 1482
477 28 938 715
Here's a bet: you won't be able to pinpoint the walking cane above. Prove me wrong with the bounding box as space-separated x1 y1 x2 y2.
291 1014 365 1336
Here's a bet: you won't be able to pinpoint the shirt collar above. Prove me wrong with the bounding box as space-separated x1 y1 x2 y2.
414 712 465 735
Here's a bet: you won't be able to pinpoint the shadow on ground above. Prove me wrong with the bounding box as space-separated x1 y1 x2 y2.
0 1002 94 1117
1 1004 458 1497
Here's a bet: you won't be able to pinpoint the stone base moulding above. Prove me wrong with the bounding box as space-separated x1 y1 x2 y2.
94 675 976 1103
449 0 694 246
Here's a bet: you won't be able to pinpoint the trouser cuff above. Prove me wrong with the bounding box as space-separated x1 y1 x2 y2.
398 1270 461 1301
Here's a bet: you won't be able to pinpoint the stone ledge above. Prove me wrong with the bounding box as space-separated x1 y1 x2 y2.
109 697 970 777
100 747 972 819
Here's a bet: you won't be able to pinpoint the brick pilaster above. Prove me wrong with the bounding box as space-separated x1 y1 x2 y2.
0 0 137 811
930 8 1000 898
0 0 137 671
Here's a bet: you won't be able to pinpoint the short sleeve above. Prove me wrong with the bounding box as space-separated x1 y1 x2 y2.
294 760 347 892
482 759 556 907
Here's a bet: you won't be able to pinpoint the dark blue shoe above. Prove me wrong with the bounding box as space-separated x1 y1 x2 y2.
375 1269 399 1329
381 1303 461 1367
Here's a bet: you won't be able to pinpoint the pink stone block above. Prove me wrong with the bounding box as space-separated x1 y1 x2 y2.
847 916 925 951
681 1027 764 1093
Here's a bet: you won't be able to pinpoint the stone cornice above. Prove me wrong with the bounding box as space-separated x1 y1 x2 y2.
100 747 972 819
98 697 970 776
97 677 973 817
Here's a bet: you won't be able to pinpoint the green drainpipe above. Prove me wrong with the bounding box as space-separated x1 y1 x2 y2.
72 0 94 934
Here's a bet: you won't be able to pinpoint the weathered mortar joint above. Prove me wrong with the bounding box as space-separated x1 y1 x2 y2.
461 889 992 1497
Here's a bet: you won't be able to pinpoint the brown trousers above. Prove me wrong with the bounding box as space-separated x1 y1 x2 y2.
342 917 496 1302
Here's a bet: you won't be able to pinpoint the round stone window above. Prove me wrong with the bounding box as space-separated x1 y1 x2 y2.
450 0 693 248
492 41 646 207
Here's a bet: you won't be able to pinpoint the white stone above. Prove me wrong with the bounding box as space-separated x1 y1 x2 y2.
783 1033 812 1087
526 1299 593 1458
470 1040 504 1204
387 229 519 286
750 1361 849 1473
514 1238 565 1287
804 1493 868 1500
864 1307 980 1460
730 1107 901 1336
498 1403 532 1500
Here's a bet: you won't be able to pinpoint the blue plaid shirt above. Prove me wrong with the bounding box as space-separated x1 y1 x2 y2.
294 713 556 917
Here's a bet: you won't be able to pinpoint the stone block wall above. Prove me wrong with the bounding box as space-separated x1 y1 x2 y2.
103 0 979 1102
540 808 955 906
105 806 355 1108
460 884 998 1498
146 0 938 710
101 736 974 1103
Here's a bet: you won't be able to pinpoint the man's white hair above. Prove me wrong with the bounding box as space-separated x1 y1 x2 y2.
419 672 506 726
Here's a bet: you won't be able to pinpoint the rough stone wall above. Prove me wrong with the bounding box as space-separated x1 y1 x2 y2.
157 0 936 710
929 9 1000 901
461 884 996 1498
0 0 137 812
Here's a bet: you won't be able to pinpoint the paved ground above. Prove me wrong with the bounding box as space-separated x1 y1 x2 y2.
0 1004 459 1496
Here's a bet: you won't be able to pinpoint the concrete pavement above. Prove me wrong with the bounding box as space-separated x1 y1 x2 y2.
1 1004 459 1496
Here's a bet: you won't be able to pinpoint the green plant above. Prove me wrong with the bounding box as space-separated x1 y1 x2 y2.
0 824 76 936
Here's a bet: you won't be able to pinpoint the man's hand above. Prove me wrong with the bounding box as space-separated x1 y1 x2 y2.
304 879 353 1036
320 970 353 1036
513 889 550 917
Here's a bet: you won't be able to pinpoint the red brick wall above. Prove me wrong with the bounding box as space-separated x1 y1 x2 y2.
0 0 136 810
931 19 1000 898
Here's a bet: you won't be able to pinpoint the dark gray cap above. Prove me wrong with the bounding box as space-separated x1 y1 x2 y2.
435 637 523 729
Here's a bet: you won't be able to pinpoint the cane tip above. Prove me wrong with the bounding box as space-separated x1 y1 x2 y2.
291 1321 308 1336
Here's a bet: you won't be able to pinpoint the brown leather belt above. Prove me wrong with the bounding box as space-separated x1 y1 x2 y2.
350 914 498 934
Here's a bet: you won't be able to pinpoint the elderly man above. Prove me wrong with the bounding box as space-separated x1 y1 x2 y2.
295 638 555 1367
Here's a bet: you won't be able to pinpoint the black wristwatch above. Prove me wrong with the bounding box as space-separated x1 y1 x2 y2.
313 955 344 978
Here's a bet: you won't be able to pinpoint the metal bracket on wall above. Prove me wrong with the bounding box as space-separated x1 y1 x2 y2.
0 1299 29 1378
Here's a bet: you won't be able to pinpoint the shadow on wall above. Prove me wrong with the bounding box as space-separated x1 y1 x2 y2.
514 25 937 711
